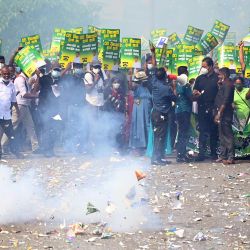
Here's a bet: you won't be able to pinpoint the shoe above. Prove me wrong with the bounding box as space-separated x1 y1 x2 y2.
32 148 44 154
222 159 235 165
160 158 172 164
215 158 223 163
194 155 205 162
176 156 191 163
151 160 169 166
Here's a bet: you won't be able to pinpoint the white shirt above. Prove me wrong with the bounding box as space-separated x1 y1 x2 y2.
84 69 107 107
14 73 31 106
0 79 17 120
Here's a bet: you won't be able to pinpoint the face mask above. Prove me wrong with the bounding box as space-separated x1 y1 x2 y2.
199 67 208 75
113 83 120 89
177 74 188 86
51 70 61 79
0 63 5 69
147 64 153 70
92 68 100 74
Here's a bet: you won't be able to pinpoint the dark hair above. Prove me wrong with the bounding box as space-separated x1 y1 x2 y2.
189 78 195 85
155 67 166 81
219 67 230 78
0 55 5 61
177 66 188 76
202 57 214 67
234 76 244 84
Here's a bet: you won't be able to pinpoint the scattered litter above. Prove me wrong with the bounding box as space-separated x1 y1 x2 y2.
86 202 100 215
193 232 207 241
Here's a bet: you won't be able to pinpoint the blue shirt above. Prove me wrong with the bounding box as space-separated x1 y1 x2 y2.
152 77 176 114
175 83 192 114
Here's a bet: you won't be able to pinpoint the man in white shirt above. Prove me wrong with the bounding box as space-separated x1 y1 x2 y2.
0 66 22 159
12 71 38 151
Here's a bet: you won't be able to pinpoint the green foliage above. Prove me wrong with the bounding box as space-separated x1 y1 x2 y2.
0 0 101 59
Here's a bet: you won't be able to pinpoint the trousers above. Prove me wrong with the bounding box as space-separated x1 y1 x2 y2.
151 109 168 161
0 119 18 157
176 112 191 158
218 118 234 160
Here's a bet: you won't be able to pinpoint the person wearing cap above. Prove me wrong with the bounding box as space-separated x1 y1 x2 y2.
129 70 152 155
84 58 108 109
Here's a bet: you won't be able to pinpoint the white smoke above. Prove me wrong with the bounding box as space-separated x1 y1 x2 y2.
0 156 161 232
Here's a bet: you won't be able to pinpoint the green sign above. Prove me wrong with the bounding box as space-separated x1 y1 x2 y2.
211 20 230 42
217 45 236 69
168 32 181 48
42 49 58 62
81 33 98 65
102 41 120 70
183 25 204 45
120 38 141 69
188 55 203 79
150 28 167 46
20 34 43 53
195 32 218 55
50 27 83 53
14 46 45 77
59 32 82 68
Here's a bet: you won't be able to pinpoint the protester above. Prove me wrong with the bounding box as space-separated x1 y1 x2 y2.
36 64 62 157
173 66 192 163
151 67 176 165
129 70 152 155
0 66 22 159
193 57 219 161
1 68 39 152
233 76 250 130
84 59 107 110
214 67 235 164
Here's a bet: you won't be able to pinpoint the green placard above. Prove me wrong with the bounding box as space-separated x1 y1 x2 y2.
211 20 230 42
170 44 195 74
42 49 58 62
183 25 204 45
188 55 204 79
168 32 181 48
195 32 218 55
81 33 98 64
150 28 167 46
102 41 120 71
50 27 83 53
14 47 46 77
120 38 141 69
59 32 84 68
99 28 120 60
217 45 236 69
20 34 43 53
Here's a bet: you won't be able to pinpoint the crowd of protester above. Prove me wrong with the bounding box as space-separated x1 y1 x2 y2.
0 42 249 165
